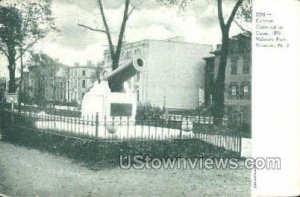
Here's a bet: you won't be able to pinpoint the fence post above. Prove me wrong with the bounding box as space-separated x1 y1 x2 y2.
95 112 99 137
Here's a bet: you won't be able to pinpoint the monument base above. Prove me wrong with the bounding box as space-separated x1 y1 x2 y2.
81 80 137 121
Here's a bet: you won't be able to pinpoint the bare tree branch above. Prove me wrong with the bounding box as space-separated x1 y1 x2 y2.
77 23 107 33
127 6 135 18
0 45 8 57
226 0 244 28
234 18 249 32
98 0 115 60
15 37 40 61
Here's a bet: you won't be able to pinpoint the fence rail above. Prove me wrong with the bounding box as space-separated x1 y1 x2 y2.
0 106 242 155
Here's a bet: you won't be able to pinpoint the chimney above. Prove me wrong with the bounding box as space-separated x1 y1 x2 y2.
74 62 79 67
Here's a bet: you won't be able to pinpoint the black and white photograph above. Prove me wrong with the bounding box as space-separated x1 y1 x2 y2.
0 0 299 196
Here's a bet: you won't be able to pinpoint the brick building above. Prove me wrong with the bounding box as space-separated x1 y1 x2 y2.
66 61 102 105
204 32 252 122
103 38 212 110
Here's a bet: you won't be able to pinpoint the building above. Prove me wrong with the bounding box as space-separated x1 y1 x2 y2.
27 57 102 105
66 61 102 105
0 77 6 100
103 38 212 110
0 77 6 92
21 71 30 93
53 65 68 103
204 32 252 120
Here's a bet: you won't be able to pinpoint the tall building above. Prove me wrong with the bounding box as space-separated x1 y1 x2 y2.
66 61 102 105
204 32 252 121
103 39 212 110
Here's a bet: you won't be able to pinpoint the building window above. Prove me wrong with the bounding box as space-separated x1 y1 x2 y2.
228 83 239 97
240 82 251 99
82 70 86 76
82 93 85 99
243 56 250 74
106 55 111 63
231 86 237 96
82 80 86 88
243 85 249 94
230 57 238 75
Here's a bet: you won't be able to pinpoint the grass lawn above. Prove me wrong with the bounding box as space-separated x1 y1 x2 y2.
0 142 251 197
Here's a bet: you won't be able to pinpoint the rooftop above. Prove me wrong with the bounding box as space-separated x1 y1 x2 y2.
104 38 212 54
69 61 104 69
211 32 252 55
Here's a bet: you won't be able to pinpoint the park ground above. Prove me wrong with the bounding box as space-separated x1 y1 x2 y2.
0 141 251 197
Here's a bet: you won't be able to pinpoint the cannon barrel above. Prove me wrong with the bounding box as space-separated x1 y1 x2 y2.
107 55 145 92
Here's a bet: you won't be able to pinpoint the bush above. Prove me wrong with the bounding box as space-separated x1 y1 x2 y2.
1 126 240 166
136 103 164 120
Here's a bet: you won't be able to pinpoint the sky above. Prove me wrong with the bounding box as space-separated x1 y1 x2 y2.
0 0 245 77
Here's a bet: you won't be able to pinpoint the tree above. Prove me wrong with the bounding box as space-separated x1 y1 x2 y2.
212 0 245 125
17 0 54 110
0 6 22 93
0 0 54 93
27 52 57 106
157 0 251 125
78 0 135 91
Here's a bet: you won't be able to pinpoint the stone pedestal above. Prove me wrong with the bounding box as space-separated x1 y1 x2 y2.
81 80 137 120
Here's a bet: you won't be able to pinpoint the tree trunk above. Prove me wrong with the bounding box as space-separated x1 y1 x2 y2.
112 0 130 71
53 84 56 106
98 0 115 64
213 32 230 126
108 0 130 92
7 45 17 93
18 49 24 113
8 66 16 93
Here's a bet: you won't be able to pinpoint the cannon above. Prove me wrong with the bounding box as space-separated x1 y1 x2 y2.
81 55 145 120
107 56 144 92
